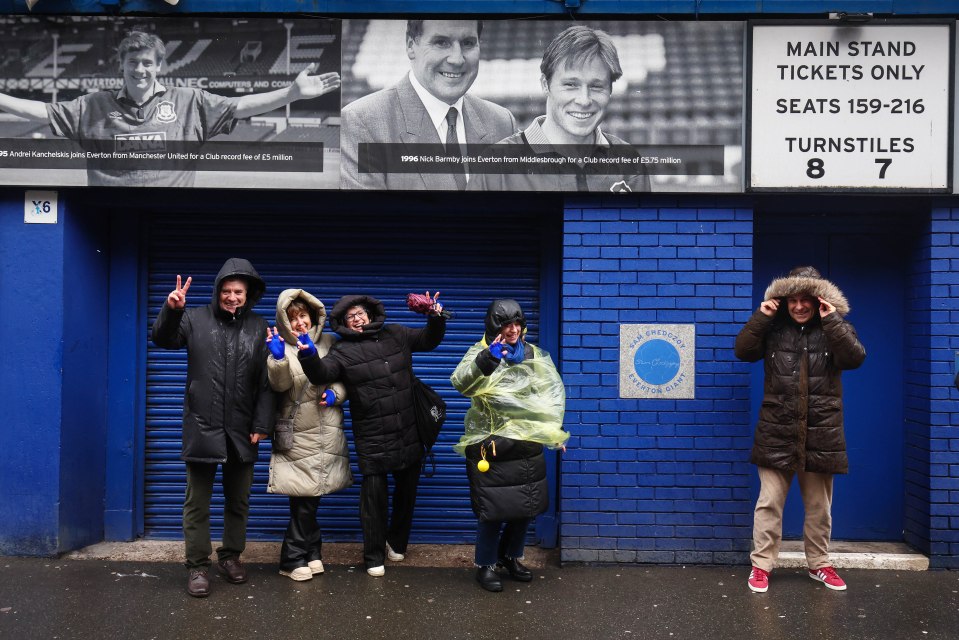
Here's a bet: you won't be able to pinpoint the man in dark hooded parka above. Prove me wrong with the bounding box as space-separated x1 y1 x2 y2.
152 257 275 598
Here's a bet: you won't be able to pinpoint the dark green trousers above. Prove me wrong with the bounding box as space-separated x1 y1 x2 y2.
183 460 255 569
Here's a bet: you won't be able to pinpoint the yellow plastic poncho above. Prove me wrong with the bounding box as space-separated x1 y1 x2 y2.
451 339 569 455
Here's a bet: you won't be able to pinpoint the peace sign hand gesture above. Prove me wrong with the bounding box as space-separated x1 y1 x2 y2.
167 275 191 310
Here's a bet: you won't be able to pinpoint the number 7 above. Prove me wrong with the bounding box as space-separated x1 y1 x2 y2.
875 158 892 179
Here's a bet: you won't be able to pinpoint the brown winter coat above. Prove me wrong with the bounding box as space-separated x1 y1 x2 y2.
734 274 866 474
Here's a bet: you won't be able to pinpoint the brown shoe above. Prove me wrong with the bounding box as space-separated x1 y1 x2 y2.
217 558 248 584
186 569 210 597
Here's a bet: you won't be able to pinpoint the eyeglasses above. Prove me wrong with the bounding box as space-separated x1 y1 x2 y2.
346 311 368 322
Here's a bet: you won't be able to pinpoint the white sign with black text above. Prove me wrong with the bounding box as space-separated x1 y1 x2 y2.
749 23 951 190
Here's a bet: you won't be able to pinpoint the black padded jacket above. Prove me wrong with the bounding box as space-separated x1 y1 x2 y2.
298 294 446 474
151 258 274 464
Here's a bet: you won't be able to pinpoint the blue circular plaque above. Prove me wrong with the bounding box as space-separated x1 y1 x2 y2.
633 339 681 385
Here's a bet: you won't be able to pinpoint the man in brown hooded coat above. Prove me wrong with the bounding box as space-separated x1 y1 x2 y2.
735 266 866 593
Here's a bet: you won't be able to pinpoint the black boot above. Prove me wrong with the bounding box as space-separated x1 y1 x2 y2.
475 565 503 592
498 556 532 582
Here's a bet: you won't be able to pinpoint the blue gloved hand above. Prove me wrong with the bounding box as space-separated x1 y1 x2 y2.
297 333 317 358
267 331 286 360
320 389 335 406
489 341 514 360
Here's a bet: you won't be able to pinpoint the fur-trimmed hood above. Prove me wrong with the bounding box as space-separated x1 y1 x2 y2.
763 267 851 317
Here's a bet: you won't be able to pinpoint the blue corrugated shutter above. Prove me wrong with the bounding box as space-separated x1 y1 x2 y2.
144 210 548 543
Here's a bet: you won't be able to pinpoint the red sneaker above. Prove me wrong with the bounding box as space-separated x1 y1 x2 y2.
747 566 769 593
809 566 847 591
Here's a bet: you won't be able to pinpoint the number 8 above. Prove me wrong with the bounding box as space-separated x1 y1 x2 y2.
806 158 825 180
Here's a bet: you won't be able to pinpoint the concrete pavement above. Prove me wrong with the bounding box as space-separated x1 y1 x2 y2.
0 547 956 640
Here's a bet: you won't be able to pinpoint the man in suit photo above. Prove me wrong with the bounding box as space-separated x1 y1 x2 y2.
340 19 517 191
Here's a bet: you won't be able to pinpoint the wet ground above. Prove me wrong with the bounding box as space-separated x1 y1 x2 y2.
0 556 956 640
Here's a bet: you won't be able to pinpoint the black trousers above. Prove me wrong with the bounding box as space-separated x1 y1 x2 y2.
279 496 323 572
183 460 254 569
360 464 421 568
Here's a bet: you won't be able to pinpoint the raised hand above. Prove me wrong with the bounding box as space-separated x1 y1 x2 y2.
297 332 317 358
266 326 286 360
291 64 341 100
167 274 191 309
489 334 512 359
818 296 836 318
426 290 443 316
759 298 779 317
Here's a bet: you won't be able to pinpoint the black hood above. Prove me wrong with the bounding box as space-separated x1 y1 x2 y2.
212 257 266 317
329 294 386 338
484 299 526 343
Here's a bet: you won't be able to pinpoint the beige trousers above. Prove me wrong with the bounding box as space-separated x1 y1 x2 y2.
750 466 834 572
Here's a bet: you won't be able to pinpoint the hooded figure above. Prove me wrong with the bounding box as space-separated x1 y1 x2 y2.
484 298 527 343
266 289 352 581
734 266 865 594
735 266 864 474
267 289 352 497
298 292 447 576
151 257 275 597
152 257 274 463
450 299 568 593
304 294 441 474
453 299 568 454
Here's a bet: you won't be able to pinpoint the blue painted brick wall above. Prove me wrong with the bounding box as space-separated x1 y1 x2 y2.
905 205 959 569
560 198 755 564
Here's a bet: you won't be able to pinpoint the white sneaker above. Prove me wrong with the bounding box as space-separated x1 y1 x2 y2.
279 567 312 581
308 560 324 575
366 565 385 577
386 542 405 562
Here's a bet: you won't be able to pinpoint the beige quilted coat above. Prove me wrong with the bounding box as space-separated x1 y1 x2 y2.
267 289 353 497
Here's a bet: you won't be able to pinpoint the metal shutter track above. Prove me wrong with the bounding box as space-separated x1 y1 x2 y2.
145 211 543 542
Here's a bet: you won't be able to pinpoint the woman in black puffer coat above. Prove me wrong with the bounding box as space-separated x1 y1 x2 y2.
451 299 569 593
298 293 446 576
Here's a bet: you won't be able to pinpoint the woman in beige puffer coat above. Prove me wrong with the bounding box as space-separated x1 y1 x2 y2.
266 288 352 581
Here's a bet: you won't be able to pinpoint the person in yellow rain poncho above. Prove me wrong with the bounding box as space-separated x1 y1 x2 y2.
451 299 568 593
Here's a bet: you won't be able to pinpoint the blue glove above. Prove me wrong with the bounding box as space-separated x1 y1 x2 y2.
297 333 317 358
489 341 514 360
320 389 335 406
267 333 285 360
